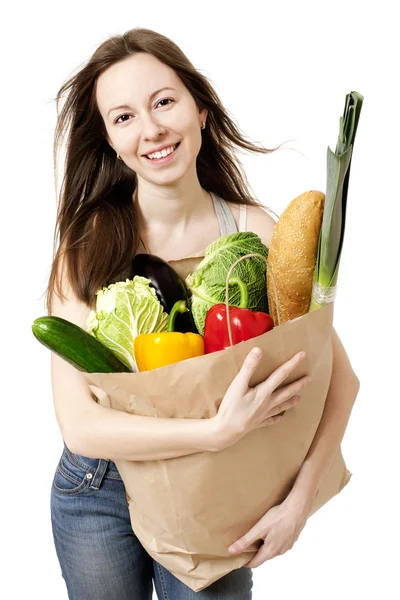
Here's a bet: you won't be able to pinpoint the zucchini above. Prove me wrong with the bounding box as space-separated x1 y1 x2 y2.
32 316 132 373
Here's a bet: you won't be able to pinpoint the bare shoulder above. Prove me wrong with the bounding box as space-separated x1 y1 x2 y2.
247 205 277 248
50 250 94 329
226 202 277 249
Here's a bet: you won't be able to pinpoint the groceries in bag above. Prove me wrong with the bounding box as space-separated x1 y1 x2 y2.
203 276 274 354
86 276 169 371
185 231 269 336
134 300 204 371
130 252 198 334
31 315 132 373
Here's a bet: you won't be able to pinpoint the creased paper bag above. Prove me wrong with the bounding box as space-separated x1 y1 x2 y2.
83 301 351 592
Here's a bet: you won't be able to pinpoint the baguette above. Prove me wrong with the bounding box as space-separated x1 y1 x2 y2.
267 190 325 325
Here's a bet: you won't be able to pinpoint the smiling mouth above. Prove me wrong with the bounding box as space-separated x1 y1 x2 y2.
144 142 180 160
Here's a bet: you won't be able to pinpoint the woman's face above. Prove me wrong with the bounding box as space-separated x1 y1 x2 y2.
96 53 208 186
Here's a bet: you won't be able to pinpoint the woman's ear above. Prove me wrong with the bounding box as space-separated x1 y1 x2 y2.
199 108 208 125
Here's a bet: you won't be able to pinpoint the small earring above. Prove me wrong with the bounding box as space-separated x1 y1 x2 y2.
117 154 122 160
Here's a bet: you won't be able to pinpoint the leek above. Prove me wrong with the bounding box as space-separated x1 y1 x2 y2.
309 91 364 312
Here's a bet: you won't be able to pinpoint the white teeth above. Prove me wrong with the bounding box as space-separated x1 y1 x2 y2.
147 144 177 159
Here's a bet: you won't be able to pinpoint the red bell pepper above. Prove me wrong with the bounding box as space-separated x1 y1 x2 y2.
204 277 274 354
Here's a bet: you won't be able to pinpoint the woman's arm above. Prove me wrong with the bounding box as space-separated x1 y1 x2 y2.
286 326 360 512
228 326 360 566
52 352 222 461
50 257 222 461
248 208 360 506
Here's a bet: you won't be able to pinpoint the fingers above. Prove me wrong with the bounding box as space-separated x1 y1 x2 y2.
270 374 311 408
272 394 301 416
234 348 309 403
254 394 301 429
234 347 263 395
255 414 284 428
258 351 308 398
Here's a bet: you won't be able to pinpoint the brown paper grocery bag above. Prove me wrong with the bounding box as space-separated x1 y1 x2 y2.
83 300 351 592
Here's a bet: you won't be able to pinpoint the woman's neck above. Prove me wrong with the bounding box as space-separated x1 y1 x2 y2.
134 183 212 233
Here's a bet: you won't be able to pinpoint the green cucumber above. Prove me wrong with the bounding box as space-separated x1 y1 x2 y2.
32 316 132 373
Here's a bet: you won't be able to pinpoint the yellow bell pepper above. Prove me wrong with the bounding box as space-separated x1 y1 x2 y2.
134 300 204 372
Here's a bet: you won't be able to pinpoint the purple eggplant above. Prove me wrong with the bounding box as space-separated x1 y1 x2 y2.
130 254 198 334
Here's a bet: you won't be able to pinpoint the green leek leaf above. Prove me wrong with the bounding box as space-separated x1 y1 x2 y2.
309 91 363 311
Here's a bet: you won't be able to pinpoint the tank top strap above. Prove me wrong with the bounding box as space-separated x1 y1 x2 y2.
210 192 238 235
137 191 246 257
238 203 247 232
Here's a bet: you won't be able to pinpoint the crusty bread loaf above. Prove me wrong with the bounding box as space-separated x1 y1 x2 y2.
267 190 325 325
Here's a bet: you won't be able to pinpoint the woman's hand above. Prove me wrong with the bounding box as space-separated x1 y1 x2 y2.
227 494 312 568
214 347 311 448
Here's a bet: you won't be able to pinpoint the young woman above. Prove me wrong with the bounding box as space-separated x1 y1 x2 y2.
46 27 359 600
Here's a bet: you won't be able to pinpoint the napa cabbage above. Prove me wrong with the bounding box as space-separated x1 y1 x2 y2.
86 277 169 371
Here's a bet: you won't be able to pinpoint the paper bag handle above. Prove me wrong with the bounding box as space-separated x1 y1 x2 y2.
224 253 281 347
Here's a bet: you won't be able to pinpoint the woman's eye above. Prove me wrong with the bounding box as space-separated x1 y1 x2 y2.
156 98 174 108
115 113 131 124
114 99 174 124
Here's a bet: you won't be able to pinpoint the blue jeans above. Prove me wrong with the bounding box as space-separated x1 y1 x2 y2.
50 443 253 599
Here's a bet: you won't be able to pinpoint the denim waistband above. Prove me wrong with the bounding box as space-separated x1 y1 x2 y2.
63 442 122 483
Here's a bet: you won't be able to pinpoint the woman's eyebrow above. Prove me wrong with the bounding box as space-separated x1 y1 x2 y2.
107 87 177 117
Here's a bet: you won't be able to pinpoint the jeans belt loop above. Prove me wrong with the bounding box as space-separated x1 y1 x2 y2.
90 458 110 490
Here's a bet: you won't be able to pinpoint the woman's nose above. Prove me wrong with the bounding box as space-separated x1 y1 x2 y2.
140 113 166 140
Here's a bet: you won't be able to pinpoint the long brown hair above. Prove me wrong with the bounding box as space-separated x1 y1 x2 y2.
45 27 280 315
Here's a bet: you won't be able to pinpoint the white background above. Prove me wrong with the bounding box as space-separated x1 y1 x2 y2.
2 0 399 598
